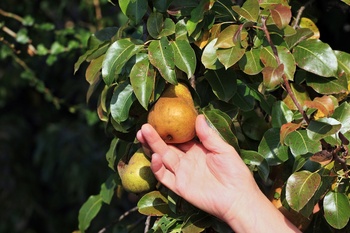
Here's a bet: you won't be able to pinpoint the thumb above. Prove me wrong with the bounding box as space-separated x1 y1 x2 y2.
195 115 238 155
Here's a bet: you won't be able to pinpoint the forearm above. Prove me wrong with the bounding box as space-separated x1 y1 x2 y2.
223 186 301 233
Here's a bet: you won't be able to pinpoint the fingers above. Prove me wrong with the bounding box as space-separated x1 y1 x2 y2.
151 153 176 191
196 115 238 156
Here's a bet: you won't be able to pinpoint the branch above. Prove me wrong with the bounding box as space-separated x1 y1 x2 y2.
291 0 316 29
98 206 139 233
0 8 24 22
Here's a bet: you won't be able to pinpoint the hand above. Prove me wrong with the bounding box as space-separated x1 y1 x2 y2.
137 115 301 233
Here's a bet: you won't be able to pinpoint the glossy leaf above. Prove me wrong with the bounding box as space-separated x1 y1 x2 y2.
100 173 119 204
202 38 224 70
271 101 293 128
205 69 237 101
147 12 164 39
299 17 320 39
260 46 296 81
262 64 284 91
323 191 350 229
284 28 314 50
231 81 255 112
106 138 118 171
148 37 177 84
284 130 321 156
307 118 341 141
186 0 213 35
137 191 170 216
259 0 289 9
282 83 311 110
286 171 321 211
217 46 246 69
102 39 141 86
215 25 241 48
110 82 136 123
202 107 240 153
304 95 336 117
78 195 103 232
118 0 147 23
130 58 155 110
280 122 302 145
293 39 338 77
258 128 289 165
333 102 350 134
85 55 104 84
241 150 270 182
270 4 291 29
335 50 350 79
171 40 196 78
305 74 348 95
232 0 259 22
239 49 263 75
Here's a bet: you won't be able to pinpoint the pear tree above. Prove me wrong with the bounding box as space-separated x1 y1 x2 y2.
75 0 350 232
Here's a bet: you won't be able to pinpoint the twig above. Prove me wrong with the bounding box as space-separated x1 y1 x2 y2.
291 0 316 29
144 215 151 233
93 0 103 30
98 206 139 233
0 8 24 22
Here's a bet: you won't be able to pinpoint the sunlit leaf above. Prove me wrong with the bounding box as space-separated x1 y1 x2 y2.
171 40 196 78
148 37 177 84
258 128 289 165
130 58 155 110
85 55 104 84
232 0 259 22
78 195 103 232
239 48 263 75
333 102 350 134
305 74 348 95
262 64 284 91
270 4 291 29
306 118 341 141
186 0 213 35
110 82 136 123
205 69 237 101
215 25 241 48
323 191 350 229
137 191 170 216
284 130 321 156
280 122 302 145
241 150 270 181
293 39 338 77
335 50 350 80
286 171 321 211
284 28 314 50
271 101 293 128
202 38 224 70
217 46 245 69
118 0 147 23
299 17 320 39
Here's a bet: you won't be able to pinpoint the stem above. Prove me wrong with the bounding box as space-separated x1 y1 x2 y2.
0 8 24 22
291 0 316 29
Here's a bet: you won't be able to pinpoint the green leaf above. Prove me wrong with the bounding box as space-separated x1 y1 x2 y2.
259 0 289 9
231 81 255 112
202 107 240 153
171 40 197 78
16 28 30 44
85 55 104 84
102 39 141 86
106 138 118 171
78 195 103 232
147 12 163 39
110 82 137 123
186 0 211 35
306 118 341 141
137 191 171 216
181 212 212 233
270 4 291 29
284 28 314 49
202 38 224 70
284 130 321 156
217 46 246 69
153 0 173 12
100 173 120 204
130 58 155 110
271 101 293 128
262 65 284 91
286 171 321 212
335 50 350 79
215 25 241 48
204 69 237 102
341 0 350 6
232 0 259 22
333 102 350 134
305 74 348 95
118 0 147 23
258 128 289 165
148 37 177 84
323 191 350 229
241 150 270 182
239 48 263 75
293 39 338 77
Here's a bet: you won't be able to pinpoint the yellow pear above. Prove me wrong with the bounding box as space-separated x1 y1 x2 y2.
117 148 157 194
147 83 198 144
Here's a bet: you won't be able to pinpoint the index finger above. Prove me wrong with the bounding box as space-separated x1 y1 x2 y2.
139 123 172 156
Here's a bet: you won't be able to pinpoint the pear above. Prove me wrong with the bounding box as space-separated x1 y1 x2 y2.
117 148 157 194
148 83 198 144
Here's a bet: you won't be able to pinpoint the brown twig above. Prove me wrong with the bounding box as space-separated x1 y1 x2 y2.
93 0 103 30
0 8 24 22
291 0 316 29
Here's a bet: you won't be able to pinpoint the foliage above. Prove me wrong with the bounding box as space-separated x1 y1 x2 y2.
74 0 350 232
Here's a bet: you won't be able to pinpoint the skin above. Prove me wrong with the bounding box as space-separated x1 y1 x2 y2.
137 114 301 233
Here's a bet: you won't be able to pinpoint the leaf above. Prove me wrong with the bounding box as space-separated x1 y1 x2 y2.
148 37 177 84
204 69 237 101
270 4 292 29
110 82 137 123
106 138 118 171
202 107 240 153
102 39 141 86
137 191 171 216
231 81 255 112
181 213 212 233
284 130 321 156
215 25 241 48
258 128 289 165
186 0 213 35
118 0 147 23
130 58 155 110
333 102 350 134
335 50 350 79
232 0 259 22
341 0 350 5
305 74 348 95
299 17 320 39
217 46 246 69
306 118 341 141
85 55 104 84
239 48 263 75
293 39 338 77
323 191 350 229
201 38 224 70
285 171 321 212
171 40 197 78
284 28 314 50
280 122 302 145
262 64 284 91
271 101 293 128
304 95 336 117
147 12 163 39
78 195 103 232
241 150 270 182
100 173 120 204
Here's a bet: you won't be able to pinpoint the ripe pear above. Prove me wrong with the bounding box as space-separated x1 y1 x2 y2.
148 83 198 144
117 148 157 194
